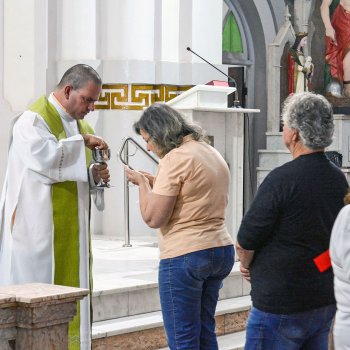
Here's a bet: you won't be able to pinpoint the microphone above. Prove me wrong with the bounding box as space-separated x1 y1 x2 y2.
186 47 240 108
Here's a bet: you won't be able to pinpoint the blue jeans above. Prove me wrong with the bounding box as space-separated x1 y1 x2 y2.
158 245 234 350
245 304 336 350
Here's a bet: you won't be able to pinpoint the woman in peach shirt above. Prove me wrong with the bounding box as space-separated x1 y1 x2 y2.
125 103 234 350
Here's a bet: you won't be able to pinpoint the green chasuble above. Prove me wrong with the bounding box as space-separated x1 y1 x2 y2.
29 95 93 350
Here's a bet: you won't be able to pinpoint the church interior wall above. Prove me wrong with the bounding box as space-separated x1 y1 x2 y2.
309 0 326 94
267 0 290 32
0 0 293 239
226 0 279 207
4 0 37 110
60 0 98 60
0 0 12 187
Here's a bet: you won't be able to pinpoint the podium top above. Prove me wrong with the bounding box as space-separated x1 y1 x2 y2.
186 84 236 94
167 85 236 109
183 106 260 114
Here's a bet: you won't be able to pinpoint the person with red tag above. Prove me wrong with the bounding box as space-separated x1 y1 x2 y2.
236 92 348 350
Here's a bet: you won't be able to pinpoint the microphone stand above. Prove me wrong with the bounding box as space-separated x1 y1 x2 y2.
187 47 241 108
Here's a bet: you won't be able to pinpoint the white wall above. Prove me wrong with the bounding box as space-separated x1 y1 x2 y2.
60 0 97 60
3 0 44 110
0 0 238 241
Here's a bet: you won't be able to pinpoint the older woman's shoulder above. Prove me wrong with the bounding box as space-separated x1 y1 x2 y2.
258 159 300 190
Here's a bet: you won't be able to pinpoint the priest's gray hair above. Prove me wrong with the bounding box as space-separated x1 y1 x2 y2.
134 103 206 158
57 64 102 90
282 92 334 149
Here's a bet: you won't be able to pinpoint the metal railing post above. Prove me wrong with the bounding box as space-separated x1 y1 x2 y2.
118 137 159 247
122 141 132 247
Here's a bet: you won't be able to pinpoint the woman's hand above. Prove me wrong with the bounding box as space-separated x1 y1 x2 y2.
139 171 155 188
124 166 176 228
125 166 148 186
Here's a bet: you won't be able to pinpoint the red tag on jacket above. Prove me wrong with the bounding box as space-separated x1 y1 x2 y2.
313 249 331 272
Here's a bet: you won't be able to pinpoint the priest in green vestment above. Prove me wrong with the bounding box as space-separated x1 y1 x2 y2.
0 64 110 349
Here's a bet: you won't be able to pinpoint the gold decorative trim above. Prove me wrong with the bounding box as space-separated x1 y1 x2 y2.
95 84 192 110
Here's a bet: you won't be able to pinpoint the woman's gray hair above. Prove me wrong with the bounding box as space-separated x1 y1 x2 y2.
134 103 205 157
282 92 334 149
57 64 102 90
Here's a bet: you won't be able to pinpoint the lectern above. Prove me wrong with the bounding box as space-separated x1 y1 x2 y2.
167 85 260 241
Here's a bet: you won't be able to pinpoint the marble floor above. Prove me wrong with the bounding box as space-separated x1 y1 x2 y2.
91 236 247 350
91 235 243 294
92 236 160 294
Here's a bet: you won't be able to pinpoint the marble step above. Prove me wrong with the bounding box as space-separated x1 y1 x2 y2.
258 167 350 190
256 167 273 188
265 131 285 150
158 331 245 350
265 132 344 153
258 149 292 168
92 295 251 350
92 264 251 322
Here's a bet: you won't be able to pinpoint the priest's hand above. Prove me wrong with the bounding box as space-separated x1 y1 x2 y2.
92 163 110 185
82 134 108 150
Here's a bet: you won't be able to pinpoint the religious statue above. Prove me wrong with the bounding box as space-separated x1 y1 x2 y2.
304 56 314 91
320 0 350 98
288 32 313 94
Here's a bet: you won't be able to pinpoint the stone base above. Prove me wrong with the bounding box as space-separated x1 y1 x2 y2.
93 327 167 350
0 283 88 350
92 310 249 350
16 324 68 349
215 310 249 336
325 94 350 115
0 327 16 350
333 106 350 115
